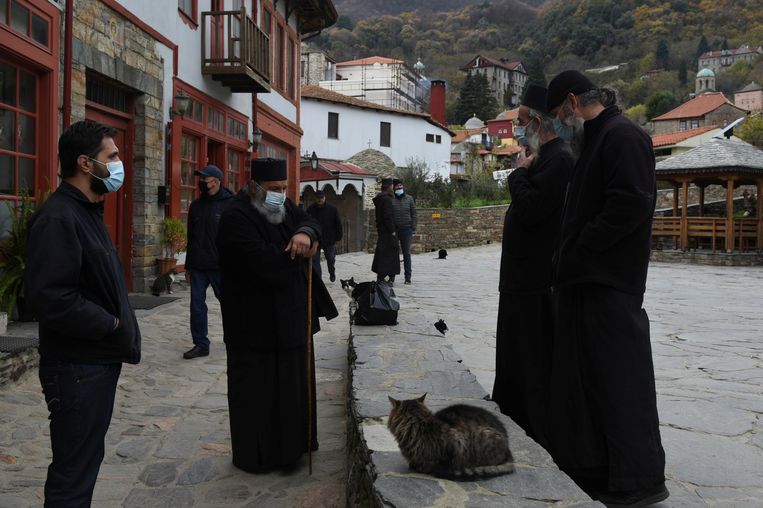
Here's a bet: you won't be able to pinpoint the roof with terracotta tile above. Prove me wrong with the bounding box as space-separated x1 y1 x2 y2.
301 85 453 134
652 92 746 121
299 160 371 182
451 128 484 144
651 125 717 147
461 54 523 72
700 46 762 59
336 56 404 67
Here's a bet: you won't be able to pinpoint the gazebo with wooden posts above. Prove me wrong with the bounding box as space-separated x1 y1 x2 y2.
653 138 763 253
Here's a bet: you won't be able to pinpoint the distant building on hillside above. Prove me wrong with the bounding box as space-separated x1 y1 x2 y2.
318 56 425 113
461 54 527 107
735 82 763 112
697 45 763 74
651 92 748 135
301 44 336 86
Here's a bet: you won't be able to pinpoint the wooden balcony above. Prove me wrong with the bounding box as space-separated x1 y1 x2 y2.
201 7 270 93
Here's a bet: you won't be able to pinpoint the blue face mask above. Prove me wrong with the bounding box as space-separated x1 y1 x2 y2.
257 183 286 211
89 159 125 192
394 189 404 196
553 116 573 142
514 125 527 146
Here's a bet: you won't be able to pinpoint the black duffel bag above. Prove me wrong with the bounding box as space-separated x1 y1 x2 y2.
353 281 399 326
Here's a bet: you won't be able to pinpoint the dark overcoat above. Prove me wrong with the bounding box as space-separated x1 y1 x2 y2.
371 192 400 277
546 107 665 493
217 191 338 350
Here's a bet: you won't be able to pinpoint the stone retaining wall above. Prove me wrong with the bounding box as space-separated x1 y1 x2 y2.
0 348 38 387
365 205 508 254
346 307 601 507
651 249 763 266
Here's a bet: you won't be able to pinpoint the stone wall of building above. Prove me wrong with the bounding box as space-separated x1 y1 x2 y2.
71 0 166 292
365 204 508 253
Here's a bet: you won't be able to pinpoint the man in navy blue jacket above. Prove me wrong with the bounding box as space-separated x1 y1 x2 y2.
544 71 667 507
25 120 141 506
183 164 234 359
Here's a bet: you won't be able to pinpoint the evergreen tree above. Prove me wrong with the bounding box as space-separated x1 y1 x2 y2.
656 39 670 70
678 59 688 86
524 55 547 87
454 72 498 124
696 35 710 64
645 91 679 120
721 37 729 50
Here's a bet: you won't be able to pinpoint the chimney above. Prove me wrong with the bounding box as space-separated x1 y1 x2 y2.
430 79 446 126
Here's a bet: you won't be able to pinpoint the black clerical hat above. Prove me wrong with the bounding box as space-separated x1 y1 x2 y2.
521 85 548 113
251 158 287 182
546 70 596 112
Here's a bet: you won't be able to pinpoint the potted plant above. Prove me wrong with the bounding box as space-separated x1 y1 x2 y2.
0 193 41 321
157 216 186 273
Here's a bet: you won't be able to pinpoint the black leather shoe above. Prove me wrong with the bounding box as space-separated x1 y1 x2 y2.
594 482 669 507
329 273 336 282
183 345 209 359
404 278 411 285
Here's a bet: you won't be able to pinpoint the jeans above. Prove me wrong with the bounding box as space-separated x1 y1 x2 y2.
312 244 337 280
39 358 122 507
397 228 413 280
190 269 222 349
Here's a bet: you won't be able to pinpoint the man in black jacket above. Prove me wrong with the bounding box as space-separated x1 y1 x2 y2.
25 120 141 506
492 85 574 447
217 158 338 473
371 178 400 285
306 189 342 282
544 70 668 506
183 164 234 360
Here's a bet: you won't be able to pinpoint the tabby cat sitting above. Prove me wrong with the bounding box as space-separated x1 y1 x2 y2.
387 394 515 480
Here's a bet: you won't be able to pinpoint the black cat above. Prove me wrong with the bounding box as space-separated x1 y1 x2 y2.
151 268 177 296
340 277 356 296
437 249 448 259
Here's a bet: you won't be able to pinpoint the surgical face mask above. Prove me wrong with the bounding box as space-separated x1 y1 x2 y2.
514 124 527 146
88 158 125 193
257 183 286 211
394 189 404 196
553 116 573 142
198 180 209 194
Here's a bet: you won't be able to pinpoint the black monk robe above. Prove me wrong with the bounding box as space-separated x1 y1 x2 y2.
492 138 573 447
217 191 338 473
546 106 665 494
371 192 400 278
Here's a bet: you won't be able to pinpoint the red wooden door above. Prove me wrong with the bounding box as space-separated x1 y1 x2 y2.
86 106 134 290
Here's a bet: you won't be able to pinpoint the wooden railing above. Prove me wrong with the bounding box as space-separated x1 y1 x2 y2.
653 216 760 251
201 7 269 91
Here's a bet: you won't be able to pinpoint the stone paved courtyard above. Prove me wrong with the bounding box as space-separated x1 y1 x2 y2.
1 244 762 507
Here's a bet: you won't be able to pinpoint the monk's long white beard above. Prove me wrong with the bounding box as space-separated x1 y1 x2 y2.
251 198 286 224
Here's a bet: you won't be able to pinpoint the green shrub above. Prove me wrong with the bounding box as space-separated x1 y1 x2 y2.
161 216 187 258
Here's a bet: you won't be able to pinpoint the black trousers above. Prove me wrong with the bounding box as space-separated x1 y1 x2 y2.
546 285 665 493
38 357 122 507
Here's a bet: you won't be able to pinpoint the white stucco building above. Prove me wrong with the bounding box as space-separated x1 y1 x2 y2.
301 85 453 179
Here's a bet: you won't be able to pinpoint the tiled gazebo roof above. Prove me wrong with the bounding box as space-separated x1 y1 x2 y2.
655 138 763 176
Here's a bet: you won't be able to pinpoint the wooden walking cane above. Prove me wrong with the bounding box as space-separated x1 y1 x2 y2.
306 258 314 475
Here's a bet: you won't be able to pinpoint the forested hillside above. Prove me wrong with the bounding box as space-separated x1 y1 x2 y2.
315 0 763 124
